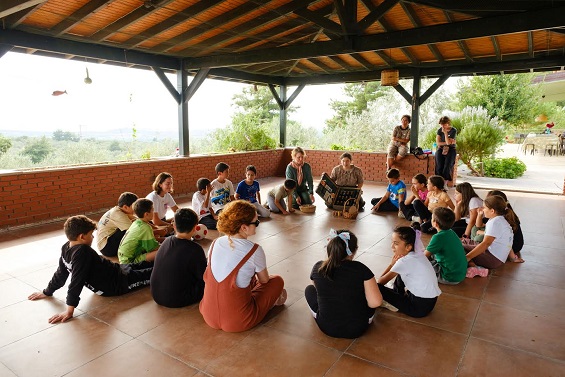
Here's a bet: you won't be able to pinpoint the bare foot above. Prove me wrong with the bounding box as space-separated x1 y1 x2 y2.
274 289 287 306
508 255 525 263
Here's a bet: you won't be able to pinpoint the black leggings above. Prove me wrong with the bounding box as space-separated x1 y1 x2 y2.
435 146 457 181
378 276 437 318
305 284 375 339
100 229 127 257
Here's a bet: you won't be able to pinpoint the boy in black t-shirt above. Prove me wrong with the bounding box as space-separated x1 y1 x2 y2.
28 215 153 324
150 208 207 308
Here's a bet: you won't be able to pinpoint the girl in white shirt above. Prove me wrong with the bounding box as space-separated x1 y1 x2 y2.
452 182 483 238
377 226 441 318
465 195 516 277
146 172 179 228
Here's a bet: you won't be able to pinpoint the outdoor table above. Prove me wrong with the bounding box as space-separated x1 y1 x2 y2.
521 134 560 155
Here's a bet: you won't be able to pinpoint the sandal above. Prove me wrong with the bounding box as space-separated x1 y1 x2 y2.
274 289 287 306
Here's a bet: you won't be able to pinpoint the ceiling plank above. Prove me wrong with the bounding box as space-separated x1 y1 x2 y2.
90 0 177 41
178 0 323 56
51 0 112 36
119 0 223 49
0 0 46 19
183 5 565 69
1 3 42 28
151 2 260 53
401 2 443 62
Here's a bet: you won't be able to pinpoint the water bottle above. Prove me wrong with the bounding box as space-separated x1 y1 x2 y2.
432 142 437 155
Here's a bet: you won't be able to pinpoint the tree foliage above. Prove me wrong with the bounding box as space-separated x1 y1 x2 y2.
53 129 80 142
209 111 277 152
0 135 12 155
322 79 453 151
21 136 53 164
325 82 390 131
455 74 544 130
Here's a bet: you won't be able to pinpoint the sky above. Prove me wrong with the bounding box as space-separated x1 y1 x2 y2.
0 52 347 139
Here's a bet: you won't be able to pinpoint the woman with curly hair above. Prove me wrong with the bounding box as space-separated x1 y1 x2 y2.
199 200 286 332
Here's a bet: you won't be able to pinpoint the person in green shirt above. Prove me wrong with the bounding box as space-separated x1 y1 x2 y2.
118 198 160 264
424 207 467 284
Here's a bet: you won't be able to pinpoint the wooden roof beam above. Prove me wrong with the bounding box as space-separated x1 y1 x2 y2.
120 0 223 49
401 2 443 62
182 5 565 69
0 0 45 19
90 0 178 41
358 0 399 32
491 36 501 61
51 0 112 36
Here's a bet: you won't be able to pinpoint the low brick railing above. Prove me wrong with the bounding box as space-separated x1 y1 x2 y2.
0 148 447 230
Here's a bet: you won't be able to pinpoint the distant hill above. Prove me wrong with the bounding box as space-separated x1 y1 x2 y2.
0 127 211 141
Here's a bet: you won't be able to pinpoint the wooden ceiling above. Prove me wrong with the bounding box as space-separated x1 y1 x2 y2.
1 0 565 85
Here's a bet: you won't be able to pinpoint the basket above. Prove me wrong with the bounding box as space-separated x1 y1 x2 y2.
339 198 359 220
381 69 399 86
299 204 316 213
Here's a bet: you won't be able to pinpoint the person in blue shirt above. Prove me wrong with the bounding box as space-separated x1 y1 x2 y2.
235 165 270 218
371 168 406 217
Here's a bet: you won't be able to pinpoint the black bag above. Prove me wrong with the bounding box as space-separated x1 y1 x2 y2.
412 147 424 156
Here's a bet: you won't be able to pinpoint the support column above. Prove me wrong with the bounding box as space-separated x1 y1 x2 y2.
177 61 189 156
410 71 421 150
279 85 287 147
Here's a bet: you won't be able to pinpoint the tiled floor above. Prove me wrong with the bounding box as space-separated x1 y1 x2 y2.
1 178 564 377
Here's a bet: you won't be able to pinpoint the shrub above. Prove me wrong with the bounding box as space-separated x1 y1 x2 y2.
483 157 527 179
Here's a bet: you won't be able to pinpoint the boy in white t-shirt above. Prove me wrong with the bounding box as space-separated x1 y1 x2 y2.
96 192 138 257
210 162 235 214
192 177 218 230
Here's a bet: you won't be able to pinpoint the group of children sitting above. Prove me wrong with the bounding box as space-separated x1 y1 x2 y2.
28 160 523 341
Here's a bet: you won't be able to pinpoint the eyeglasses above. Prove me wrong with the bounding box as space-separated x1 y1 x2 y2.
248 219 260 227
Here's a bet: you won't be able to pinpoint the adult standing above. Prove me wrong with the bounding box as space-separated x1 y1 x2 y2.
199 200 287 332
286 146 315 208
387 115 411 170
330 152 366 210
435 116 457 187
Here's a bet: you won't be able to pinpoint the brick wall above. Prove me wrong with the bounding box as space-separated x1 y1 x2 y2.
0 148 454 230
303 149 440 184
0 150 286 229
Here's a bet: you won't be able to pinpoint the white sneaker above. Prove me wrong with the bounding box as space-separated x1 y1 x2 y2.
380 300 399 312
411 216 420 223
398 211 405 218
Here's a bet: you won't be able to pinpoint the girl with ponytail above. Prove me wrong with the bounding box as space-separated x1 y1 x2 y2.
465 195 516 277
305 229 382 338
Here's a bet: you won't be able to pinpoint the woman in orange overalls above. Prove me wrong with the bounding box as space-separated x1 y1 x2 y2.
199 200 286 332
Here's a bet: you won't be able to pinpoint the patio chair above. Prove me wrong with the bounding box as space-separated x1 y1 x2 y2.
523 143 535 155
544 143 558 156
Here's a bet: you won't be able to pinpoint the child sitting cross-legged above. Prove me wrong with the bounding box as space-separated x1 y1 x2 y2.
96 192 138 257
151 208 207 308
118 198 160 264
235 165 270 218
370 168 406 217
305 229 383 339
192 178 218 230
28 215 153 324
377 226 441 318
422 207 467 285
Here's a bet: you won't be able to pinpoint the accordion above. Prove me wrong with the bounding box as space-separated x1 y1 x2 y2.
315 173 361 210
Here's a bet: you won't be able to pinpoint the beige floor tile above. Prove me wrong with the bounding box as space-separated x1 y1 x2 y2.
0 299 69 347
0 315 131 377
484 276 565 317
438 275 490 299
88 288 186 337
65 339 199 377
472 302 565 360
138 306 248 370
347 314 466 377
0 279 37 309
326 354 407 377
265 298 354 351
459 337 565 377
493 260 565 289
204 326 341 377
379 292 480 335
0 361 17 377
